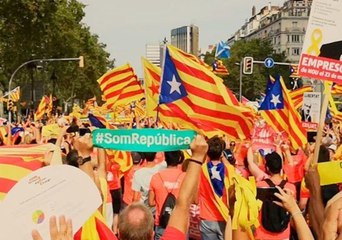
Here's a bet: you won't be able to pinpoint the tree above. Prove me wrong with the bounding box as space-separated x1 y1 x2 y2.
204 39 290 100
0 0 113 113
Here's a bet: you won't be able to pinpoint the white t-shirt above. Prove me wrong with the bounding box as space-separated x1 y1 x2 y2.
132 161 166 206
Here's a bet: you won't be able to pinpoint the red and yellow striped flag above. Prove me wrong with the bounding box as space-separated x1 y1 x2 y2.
331 84 342 95
158 45 253 139
0 143 64 200
212 59 229 76
289 86 313 109
289 64 299 78
142 57 160 118
260 76 307 149
97 64 144 109
9 86 20 102
34 95 51 121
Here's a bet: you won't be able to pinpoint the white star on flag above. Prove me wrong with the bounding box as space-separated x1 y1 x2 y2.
270 94 281 108
167 75 181 95
211 166 222 181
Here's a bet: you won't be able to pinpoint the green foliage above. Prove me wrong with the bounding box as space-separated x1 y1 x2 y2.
204 39 290 100
0 0 113 109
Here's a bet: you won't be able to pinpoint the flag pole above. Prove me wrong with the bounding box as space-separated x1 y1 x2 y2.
157 42 167 126
311 81 332 164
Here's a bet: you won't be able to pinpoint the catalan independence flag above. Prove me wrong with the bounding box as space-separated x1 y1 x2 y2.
97 64 144 109
259 75 307 149
289 64 299 78
212 59 229 76
159 45 253 140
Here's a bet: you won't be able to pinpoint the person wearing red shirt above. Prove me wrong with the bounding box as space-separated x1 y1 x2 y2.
198 136 232 240
282 144 307 201
106 156 122 234
149 150 186 239
255 152 296 240
122 152 143 207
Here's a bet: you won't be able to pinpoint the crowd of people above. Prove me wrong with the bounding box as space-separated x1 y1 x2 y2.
1 112 342 240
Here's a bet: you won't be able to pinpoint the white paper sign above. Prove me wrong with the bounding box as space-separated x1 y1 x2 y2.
301 92 321 130
0 165 102 240
299 0 342 82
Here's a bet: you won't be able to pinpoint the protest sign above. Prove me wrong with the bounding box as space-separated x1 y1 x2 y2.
0 165 102 240
299 0 342 82
301 92 321 130
318 160 342 186
93 128 196 152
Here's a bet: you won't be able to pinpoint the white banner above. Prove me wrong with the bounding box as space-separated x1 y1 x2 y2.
299 0 342 82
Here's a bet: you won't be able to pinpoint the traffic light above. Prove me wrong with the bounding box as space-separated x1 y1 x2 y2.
7 99 13 111
79 56 84 68
243 57 253 74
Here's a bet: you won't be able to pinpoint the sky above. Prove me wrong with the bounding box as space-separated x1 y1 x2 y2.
80 0 285 77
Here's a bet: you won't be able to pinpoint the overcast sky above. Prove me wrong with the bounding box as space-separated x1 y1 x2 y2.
80 0 285 77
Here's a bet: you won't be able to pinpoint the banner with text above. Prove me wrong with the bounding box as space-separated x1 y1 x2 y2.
92 128 196 152
299 0 342 82
301 92 321 130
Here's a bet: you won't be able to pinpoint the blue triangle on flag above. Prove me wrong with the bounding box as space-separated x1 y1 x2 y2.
159 48 187 104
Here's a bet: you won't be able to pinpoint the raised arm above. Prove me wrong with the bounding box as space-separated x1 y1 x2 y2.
305 165 325 238
274 187 314 240
165 135 208 234
247 146 268 181
96 148 107 179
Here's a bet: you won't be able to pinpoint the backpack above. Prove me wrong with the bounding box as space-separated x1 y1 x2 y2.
261 179 290 233
158 173 182 228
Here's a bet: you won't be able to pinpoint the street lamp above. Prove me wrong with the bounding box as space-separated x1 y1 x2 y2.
8 56 84 124
235 61 243 102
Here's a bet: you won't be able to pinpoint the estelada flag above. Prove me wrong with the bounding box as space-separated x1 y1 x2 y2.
158 45 253 139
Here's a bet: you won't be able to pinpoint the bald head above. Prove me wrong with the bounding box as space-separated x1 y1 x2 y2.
118 203 154 240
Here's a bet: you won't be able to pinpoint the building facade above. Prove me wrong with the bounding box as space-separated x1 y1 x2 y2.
171 25 199 56
228 0 312 62
145 43 163 67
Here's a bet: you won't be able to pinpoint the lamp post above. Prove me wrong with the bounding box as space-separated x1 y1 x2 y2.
8 57 84 124
235 61 243 102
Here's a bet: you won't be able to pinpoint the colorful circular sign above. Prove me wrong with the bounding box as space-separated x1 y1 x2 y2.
32 210 45 224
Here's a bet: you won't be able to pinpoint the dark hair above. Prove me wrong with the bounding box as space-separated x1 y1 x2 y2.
318 145 330 163
66 150 79 168
207 136 225 160
265 152 282 174
165 151 182 167
47 138 57 144
223 149 236 166
14 136 22 145
139 152 156 162
131 152 142 165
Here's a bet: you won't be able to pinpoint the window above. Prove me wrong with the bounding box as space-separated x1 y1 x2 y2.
287 35 290 42
292 21 298 28
292 35 300 42
292 48 300 55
